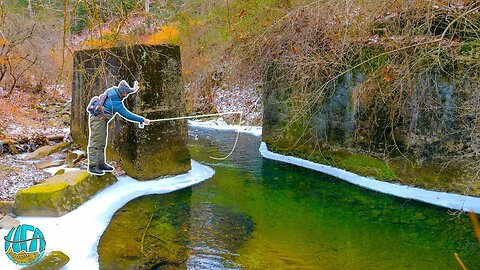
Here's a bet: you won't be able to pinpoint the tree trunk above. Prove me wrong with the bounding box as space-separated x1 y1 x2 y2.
27 0 33 18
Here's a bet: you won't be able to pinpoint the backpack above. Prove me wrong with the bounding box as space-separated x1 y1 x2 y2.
87 93 112 118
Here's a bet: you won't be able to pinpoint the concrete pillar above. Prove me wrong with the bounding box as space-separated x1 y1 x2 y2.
71 45 191 180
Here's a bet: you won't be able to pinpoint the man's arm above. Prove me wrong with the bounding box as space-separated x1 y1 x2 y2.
112 99 145 123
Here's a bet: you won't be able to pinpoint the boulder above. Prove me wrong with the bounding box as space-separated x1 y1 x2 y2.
25 142 70 160
14 170 116 217
0 200 14 213
0 215 19 229
71 45 191 180
21 251 70 270
35 159 65 169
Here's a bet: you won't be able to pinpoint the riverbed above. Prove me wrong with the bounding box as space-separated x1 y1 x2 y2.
185 126 480 269
0 126 479 269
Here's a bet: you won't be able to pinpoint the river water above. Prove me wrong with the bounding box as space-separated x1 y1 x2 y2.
99 126 480 269
167 126 478 269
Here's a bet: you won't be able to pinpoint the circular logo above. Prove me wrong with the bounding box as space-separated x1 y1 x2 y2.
4 224 46 266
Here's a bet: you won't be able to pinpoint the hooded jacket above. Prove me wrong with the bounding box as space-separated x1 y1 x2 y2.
102 81 144 124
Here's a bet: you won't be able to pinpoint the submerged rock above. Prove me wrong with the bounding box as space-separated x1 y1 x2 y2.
25 142 70 160
71 45 191 180
21 251 70 270
98 191 192 270
98 190 254 270
14 170 116 217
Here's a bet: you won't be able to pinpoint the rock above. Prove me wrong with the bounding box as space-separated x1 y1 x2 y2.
14 170 117 217
46 134 65 141
54 169 65 175
35 159 65 169
0 140 18 155
0 215 20 229
72 150 86 162
0 200 14 213
66 152 78 168
25 142 70 160
21 251 70 270
71 45 191 180
98 191 254 270
98 192 192 270
0 164 22 172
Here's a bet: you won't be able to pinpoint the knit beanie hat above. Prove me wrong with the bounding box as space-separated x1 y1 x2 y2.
118 80 134 97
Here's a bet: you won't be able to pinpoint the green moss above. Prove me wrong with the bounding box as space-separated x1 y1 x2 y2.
459 40 480 56
21 251 70 270
338 155 396 180
265 140 474 195
14 170 117 217
98 193 192 270
19 171 89 193
268 143 395 181
356 47 390 73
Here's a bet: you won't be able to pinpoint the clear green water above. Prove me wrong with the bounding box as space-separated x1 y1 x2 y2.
183 127 479 269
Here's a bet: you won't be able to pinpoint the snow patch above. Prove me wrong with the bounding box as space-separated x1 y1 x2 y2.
43 164 80 176
259 142 480 213
0 160 214 270
188 119 262 137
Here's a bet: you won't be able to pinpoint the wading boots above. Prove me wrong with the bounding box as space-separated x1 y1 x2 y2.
88 164 105 176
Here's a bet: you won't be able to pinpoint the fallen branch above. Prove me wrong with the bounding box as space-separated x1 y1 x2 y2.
140 213 155 254
454 253 467 270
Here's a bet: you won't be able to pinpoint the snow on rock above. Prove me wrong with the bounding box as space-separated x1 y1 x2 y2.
0 160 214 270
43 165 80 176
188 119 262 137
259 142 480 213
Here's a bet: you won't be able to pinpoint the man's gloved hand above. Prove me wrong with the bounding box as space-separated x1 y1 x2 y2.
139 119 150 129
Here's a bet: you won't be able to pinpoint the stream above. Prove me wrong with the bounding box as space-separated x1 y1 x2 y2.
179 126 480 269
1 126 478 270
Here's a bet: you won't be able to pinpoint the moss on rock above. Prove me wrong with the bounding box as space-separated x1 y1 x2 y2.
14 170 117 217
21 251 69 270
98 192 192 270
98 191 255 270
266 142 471 195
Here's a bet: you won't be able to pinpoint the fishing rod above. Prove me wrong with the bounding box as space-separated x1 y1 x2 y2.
149 111 243 160
149 111 242 122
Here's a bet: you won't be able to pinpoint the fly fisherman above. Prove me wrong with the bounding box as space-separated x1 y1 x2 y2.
87 80 151 175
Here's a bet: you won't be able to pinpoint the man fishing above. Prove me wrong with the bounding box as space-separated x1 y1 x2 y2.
87 80 151 175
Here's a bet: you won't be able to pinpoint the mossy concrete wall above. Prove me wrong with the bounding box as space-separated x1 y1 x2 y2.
71 45 191 180
263 67 480 195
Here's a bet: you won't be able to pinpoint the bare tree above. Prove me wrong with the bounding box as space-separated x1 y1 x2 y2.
0 16 38 97
27 0 33 18
145 0 150 13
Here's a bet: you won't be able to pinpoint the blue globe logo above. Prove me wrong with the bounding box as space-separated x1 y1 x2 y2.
4 224 46 266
